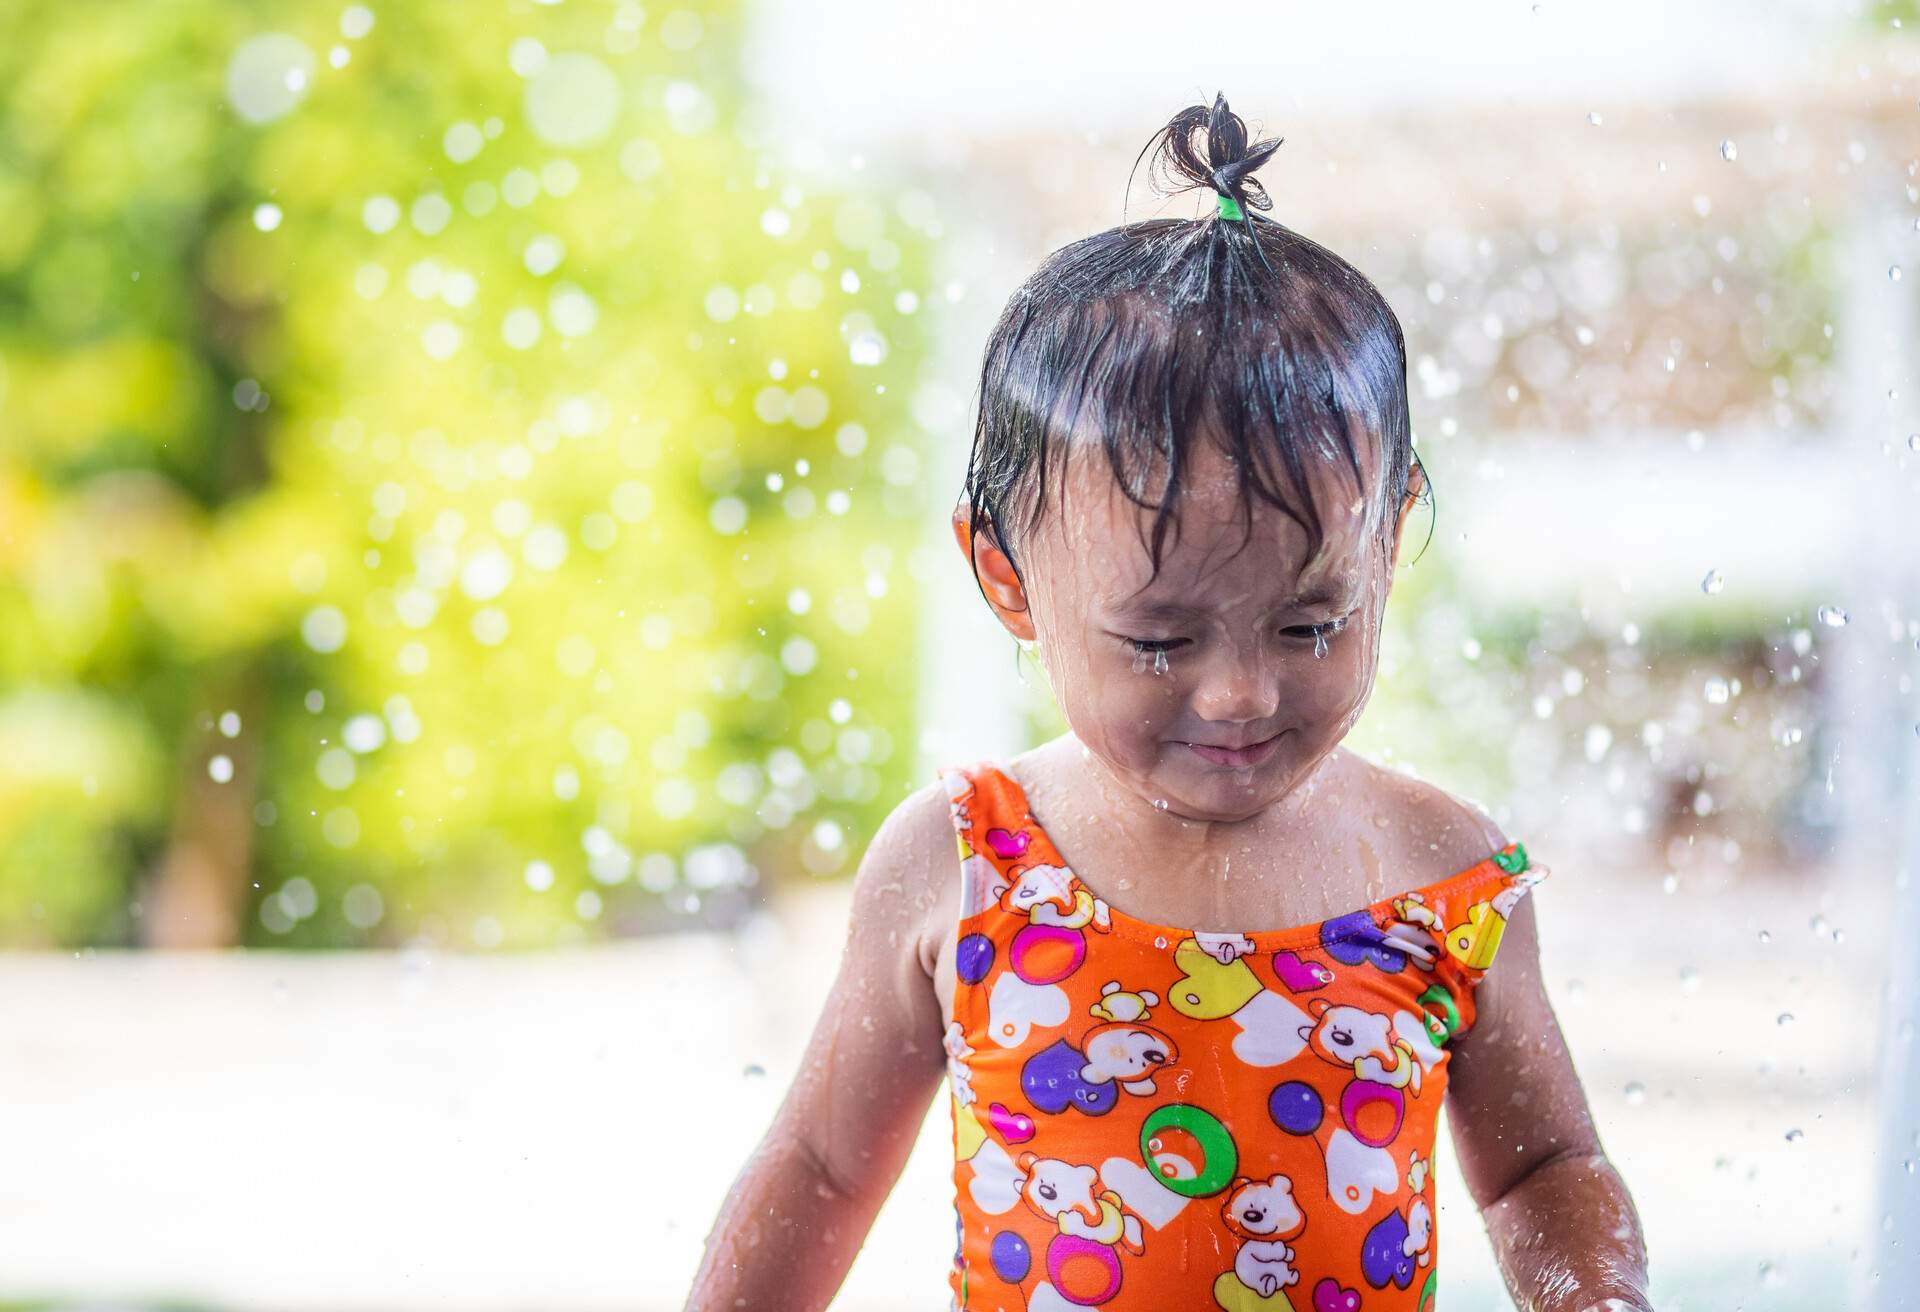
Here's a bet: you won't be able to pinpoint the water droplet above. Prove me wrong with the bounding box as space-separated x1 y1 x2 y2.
1587 110 1603 126
1700 569 1724 595
1907 433 1919 452
1623 1081 1646 1105
1784 1127 1803 1143
1151 797 1169 811
1704 676 1730 705
1776 1012 1794 1027
1720 138 1738 162
743 1063 766 1077
1131 646 1170 675
1893 265 1905 283
1757 928 1771 944
1313 630 1329 658
1816 605 1848 628
1679 965 1700 993
1583 724 1613 762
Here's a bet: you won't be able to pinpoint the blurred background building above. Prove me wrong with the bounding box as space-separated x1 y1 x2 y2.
0 0 1916 1309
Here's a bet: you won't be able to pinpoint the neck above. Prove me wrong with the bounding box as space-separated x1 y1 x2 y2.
1053 732 1342 857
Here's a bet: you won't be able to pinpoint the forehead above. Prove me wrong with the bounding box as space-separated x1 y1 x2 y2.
1037 433 1383 603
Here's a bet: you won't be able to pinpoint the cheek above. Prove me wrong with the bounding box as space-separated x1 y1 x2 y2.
1060 651 1185 736
1092 662 1184 720
1296 625 1382 717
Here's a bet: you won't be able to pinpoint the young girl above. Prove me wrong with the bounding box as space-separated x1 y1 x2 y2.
685 94 1653 1312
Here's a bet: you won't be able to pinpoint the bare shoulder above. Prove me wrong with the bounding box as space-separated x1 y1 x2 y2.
853 773 963 979
1339 747 1513 879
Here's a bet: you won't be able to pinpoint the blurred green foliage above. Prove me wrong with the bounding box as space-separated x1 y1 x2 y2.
0 0 936 947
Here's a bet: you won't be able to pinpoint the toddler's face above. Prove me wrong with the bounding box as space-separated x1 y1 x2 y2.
957 432 1418 823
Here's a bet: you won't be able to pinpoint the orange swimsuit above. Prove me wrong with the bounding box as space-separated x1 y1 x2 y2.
938 761 1548 1312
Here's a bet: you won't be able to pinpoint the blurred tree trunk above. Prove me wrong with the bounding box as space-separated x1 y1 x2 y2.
141 655 266 947
139 200 274 949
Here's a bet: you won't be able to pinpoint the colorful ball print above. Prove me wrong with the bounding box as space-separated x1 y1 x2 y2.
1139 1103 1237 1198
1340 1078 1406 1148
1416 983 1460 1044
1268 1079 1324 1136
956 933 995 984
1010 923 1085 985
1046 1232 1123 1305
989 1229 1031 1283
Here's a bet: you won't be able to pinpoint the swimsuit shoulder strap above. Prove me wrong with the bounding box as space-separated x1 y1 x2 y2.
935 759 1028 925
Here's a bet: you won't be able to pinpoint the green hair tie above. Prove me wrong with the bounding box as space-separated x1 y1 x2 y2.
1216 193 1244 221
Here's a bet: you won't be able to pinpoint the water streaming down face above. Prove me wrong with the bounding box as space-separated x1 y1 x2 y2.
969 418 1418 827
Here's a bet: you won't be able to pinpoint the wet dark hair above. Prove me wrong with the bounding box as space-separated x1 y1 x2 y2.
957 92 1432 614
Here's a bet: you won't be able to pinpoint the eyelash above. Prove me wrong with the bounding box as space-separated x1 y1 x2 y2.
1123 615 1352 655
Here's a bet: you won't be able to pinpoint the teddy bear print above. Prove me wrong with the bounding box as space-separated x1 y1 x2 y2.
1002 862 1113 932
1089 978 1159 1024
1077 1020 1178 1096
1219 1173 1307 1298
1015 1152 1147 1255
943 1020 977 1108
1298 998 1424 1094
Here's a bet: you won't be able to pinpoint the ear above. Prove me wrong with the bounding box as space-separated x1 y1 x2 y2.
1389 459 1427 574
952 499 1037 642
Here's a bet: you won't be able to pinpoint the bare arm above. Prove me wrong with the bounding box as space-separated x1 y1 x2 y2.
682 781 953 1312
1445 853 1654 1312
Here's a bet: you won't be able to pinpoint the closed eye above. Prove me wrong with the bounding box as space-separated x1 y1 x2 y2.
1289 614 1352 642
1118 614 1352 656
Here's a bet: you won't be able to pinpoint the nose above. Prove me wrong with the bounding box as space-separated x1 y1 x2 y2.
1190 644 1280 725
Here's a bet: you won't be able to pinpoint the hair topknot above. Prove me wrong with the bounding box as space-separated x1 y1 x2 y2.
1130 93 1284 256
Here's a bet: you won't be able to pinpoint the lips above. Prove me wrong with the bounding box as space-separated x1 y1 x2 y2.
1181 730 1284 768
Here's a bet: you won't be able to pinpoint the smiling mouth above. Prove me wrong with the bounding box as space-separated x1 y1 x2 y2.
1178 731 1285 768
